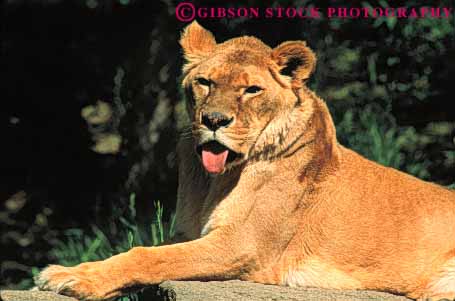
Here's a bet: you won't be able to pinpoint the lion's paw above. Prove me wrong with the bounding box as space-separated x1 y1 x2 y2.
35 264 115 301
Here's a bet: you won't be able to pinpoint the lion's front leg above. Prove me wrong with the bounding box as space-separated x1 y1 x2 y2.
35 230 256 300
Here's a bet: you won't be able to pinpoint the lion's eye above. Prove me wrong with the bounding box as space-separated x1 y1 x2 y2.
245 86 263 94
196 77 211 86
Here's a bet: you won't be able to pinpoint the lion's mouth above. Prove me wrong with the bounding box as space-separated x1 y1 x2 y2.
196 141 241 174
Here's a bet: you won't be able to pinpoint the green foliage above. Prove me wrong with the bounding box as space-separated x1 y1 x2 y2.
336 105 429 179
44 194 175 300
308 2 454 183
50 194 175 267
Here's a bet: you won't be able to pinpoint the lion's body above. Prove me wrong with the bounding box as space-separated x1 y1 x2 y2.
175 94 455 299
36 21 455 300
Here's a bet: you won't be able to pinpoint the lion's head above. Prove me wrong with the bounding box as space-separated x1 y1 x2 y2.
180 21 317 174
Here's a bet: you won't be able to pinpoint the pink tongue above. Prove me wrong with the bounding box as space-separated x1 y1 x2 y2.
202 149 229 174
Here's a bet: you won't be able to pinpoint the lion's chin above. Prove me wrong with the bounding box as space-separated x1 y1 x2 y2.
196 141 243 174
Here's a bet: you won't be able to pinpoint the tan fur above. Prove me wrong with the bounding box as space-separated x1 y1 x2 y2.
36 21 455 301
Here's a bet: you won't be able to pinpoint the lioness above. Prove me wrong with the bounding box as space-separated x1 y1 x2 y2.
36 21 455 301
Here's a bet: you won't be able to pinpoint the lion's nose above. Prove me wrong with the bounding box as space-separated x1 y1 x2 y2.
202 112 234 131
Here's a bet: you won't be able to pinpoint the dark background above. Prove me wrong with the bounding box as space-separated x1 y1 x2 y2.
2 0 454 290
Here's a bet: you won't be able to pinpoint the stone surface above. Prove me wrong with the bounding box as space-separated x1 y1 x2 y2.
0 290 77 301
154 280 412 301
1 281 412 301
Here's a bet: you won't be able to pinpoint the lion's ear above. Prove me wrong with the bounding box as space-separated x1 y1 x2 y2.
180 21 216 68
271 41 316 87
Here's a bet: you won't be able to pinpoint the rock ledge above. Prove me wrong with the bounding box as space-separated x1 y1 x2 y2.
1 281 412 301
156 280 411 301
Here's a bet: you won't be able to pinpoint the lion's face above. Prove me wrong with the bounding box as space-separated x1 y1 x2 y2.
185 51 294 174
180 21 316 174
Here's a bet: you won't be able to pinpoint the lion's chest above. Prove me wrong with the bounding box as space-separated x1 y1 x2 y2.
199 163 278 237
199 183 250 237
